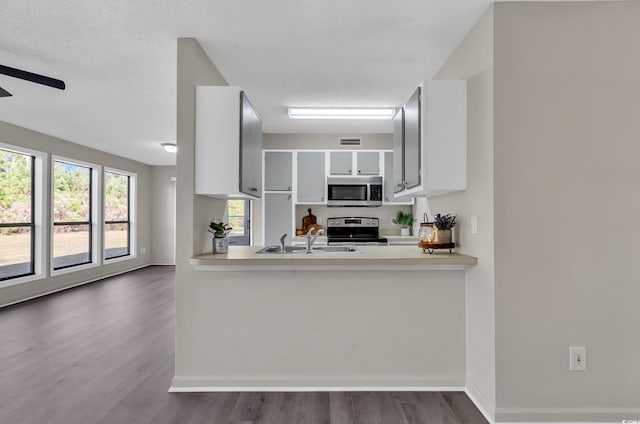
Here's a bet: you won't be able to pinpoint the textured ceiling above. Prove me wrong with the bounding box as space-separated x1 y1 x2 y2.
0 0 495 165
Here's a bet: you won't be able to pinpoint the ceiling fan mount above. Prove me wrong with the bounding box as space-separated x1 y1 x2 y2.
0 64 66 97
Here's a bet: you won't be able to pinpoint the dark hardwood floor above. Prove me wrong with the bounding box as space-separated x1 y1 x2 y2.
0 266 488 424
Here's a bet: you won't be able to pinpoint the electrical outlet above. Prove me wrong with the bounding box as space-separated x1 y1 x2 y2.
471 216 478 234
140 247 147 254
569 346 586 371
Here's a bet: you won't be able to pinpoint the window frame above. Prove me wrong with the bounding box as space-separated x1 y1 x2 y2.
103 167 137 263
228 199 251 246
50 156 101 276
0 142 47 287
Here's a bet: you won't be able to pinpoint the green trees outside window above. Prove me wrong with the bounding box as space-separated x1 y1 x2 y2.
104 171 130 259
0 148 35 280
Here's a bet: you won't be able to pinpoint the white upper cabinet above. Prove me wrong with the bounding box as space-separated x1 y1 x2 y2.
329 152 352 175
264 152 292 191
296 152 326 203
329 151 381 177
394 80 466 198
392 108 405 194
383 152 413 204
195 86 262 199
356 151 380 175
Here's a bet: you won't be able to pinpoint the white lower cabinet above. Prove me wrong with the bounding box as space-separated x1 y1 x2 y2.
264 193 292 246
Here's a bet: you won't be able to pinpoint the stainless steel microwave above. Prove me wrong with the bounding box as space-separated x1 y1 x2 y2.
327 176 383 207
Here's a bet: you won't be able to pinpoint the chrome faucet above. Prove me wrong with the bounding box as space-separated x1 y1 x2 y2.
305 228 324 253
280 233 287 253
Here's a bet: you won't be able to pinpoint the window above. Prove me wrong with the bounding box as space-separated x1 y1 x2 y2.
228 199 250 245
52 159 94 270
104 170 132 260
0 148 35 281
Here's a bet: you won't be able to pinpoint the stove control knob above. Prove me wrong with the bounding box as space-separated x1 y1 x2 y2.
366 220 371 224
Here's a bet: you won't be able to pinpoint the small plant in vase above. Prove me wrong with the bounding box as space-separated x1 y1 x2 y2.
433 213 457 243
208 219 233 254
393 211 415 236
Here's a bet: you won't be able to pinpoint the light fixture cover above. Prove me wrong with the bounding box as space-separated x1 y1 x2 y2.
161 143 177 153
288 107 396 120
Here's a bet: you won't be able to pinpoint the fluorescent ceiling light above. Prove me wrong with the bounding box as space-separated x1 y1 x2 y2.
161 143 177 153
288 107 396 120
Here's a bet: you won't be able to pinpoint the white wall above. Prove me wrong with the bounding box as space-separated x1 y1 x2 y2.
429 6 496 419
0 120 152 307
151 166 176 264
174 38 229 378
493 2 640 421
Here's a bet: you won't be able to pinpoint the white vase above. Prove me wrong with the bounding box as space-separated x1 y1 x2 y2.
213 236 228 254
400 227 410 236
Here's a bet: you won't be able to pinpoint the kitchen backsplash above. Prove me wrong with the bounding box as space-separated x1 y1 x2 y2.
295 205 412 235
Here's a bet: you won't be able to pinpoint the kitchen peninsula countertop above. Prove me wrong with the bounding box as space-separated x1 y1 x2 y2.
190 245 477 271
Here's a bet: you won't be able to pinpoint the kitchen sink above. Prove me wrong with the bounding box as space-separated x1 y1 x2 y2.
255 246 362 254
255 246 306 254
314 246 362 253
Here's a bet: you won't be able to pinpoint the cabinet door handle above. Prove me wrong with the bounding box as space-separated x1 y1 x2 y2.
358 170 361 174
249 187 258 192
321 196 324 201
288 186 292 191
287 195 291 200
348 169 352 174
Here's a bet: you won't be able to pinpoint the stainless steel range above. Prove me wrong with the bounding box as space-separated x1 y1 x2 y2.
326 217 388 245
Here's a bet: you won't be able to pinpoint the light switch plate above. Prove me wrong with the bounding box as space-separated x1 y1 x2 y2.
471 216 478 234
569 346 586 371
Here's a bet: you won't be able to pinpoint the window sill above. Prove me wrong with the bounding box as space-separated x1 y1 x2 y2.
0 273 46 289
104 253 137 265
50 261 100 277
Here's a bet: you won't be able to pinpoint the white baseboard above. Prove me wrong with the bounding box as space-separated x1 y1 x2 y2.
169 385 466 393
465 381 495 423
169 375 465 393
495 406 640 423
0 263 151 308
168 377 638 424
150 262 176 266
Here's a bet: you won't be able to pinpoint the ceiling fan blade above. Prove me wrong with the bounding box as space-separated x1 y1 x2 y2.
0 64 65 90
0 86 12 97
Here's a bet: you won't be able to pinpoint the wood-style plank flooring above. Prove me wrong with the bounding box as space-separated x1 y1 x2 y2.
0 266 488 424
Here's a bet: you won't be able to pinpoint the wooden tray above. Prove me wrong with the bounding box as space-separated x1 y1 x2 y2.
418 241 455 254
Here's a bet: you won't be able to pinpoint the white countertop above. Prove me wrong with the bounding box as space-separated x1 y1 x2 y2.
191 245 477 271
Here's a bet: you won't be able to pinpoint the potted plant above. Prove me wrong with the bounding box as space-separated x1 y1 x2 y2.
393 211 415 236
208 218 233 254
433 213 457 243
